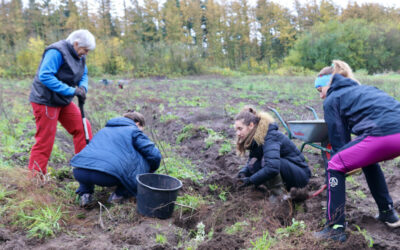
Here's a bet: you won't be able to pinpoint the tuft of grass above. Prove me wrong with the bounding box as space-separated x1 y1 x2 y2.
0 185 16 201
250 231 276 249
275 218 306 238
155 233 168 244
18 205 63 239
175 194 206 213
225 221 249 235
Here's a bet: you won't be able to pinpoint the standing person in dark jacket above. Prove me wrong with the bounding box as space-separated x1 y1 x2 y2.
28 29 96 175
70 111 162 207
235 107 311 202
313 60 400 243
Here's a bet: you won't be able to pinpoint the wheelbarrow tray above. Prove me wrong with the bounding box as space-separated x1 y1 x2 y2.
287 120 328 143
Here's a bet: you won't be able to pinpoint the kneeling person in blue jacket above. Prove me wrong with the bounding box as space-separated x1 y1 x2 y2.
235 107 311 202
70 111 162 207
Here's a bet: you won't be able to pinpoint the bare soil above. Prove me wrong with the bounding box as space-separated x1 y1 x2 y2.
1 75 400 249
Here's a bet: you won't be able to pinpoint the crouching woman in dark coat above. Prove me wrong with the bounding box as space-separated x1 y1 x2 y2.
235 107 311 202
70 111 161 207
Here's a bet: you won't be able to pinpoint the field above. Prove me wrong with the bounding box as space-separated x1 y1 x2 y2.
1 74 400 249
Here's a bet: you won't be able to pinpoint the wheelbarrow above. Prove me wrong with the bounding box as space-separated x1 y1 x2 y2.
267 106 332 167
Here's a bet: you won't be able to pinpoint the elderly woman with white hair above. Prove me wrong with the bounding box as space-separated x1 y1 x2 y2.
28 29 96 176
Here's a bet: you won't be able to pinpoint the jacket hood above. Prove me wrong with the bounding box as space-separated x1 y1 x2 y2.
327 74 359 97
254 112 275 145
106 117 137 127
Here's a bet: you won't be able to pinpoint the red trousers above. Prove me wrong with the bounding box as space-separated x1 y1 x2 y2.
28 102 93 174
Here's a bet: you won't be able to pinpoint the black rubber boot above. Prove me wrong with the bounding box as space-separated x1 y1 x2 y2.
265 173 284 203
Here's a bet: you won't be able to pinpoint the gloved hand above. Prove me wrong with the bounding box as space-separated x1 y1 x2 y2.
75 86 86 104
238 177 252 189
237 172 246 179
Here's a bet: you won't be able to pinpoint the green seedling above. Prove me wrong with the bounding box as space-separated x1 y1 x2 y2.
208 184 219 191
160 113 179 123
155 234 167 244
250 231 276 249
175 194 205 213
275 218 306 238
354 224 374 248
218 190 228 201
218 141 232 155
204 128 224 149
224 221 249 235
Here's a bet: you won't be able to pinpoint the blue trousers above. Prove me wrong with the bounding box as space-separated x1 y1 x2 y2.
280 158 311 191
73 168 131 198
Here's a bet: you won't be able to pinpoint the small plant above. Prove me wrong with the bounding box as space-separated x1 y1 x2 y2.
160 113 179 123
225 221 249 235
218 141 232 155
204 129 223 149
18 205 63 239
185 222 207 249
354 224 374 248
0 185 15 201
155 233 167 244
275 218 306 238
218 190 228 201
208 184 218 191
176 124 196 144
250 231 276 249
175 194 205 213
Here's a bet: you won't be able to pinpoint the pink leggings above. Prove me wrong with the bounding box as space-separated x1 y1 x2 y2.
328 133 400 172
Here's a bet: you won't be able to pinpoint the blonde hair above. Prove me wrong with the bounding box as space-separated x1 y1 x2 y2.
318 60 360 85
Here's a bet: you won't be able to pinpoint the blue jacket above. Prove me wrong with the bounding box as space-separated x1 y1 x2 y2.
30 40 88 107
239 112 309 186
324 74 400 153
70 117 162 196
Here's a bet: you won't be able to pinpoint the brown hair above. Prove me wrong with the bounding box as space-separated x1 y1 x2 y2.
234 106 260 126
123 111 145 127
235 107 260 156
318 60 360 84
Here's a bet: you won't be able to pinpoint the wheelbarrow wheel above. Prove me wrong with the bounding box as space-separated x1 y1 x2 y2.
321 141 332 170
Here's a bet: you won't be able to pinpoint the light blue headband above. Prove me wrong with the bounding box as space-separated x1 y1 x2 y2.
314 74 332 88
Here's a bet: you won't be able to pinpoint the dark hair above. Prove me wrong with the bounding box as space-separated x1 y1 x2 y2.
234 106 260 126
123 111 145 127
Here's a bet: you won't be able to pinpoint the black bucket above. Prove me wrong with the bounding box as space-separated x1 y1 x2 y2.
136 173 182 219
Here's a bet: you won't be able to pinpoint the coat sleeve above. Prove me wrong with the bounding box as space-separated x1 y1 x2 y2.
239 158 251 177
249 135 281 185
132 131 162 173
324 98 351 153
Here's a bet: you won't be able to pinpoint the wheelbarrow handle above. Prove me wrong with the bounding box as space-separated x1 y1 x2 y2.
78 100 90 145
308 168 362 199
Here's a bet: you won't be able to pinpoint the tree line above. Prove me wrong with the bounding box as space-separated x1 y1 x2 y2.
1 0 400 77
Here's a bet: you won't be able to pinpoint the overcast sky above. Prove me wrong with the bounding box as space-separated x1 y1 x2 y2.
20 0 400 17
270 0 400 9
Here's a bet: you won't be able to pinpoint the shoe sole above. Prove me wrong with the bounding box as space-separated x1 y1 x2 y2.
386 220 400 228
